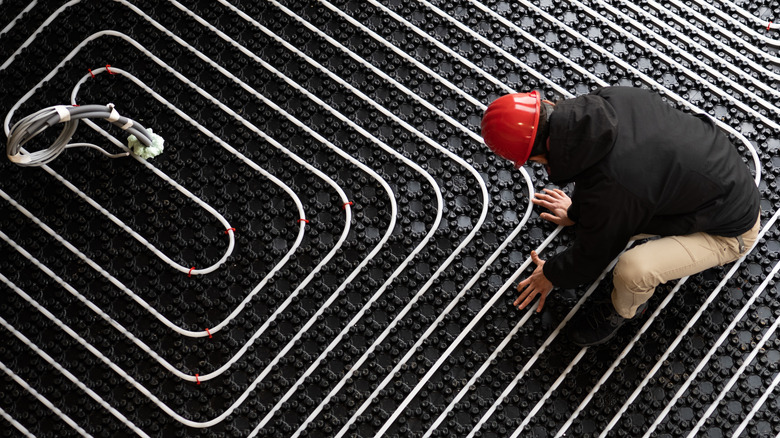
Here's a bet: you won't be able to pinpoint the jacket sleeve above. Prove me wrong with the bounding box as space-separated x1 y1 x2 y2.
543 182 648 288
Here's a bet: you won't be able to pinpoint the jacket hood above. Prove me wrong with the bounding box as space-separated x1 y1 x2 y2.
547 95 618 184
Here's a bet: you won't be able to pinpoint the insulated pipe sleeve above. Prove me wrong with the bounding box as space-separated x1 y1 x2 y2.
6 103 156 166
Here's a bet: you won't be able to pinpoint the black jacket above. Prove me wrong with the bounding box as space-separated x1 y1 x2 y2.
542 87 760 288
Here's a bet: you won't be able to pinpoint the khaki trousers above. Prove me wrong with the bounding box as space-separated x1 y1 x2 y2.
611 215 761 319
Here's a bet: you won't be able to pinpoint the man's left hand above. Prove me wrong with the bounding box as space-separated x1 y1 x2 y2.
532 188 575 227
514 251 554 312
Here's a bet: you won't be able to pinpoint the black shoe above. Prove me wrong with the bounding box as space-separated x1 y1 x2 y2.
567 301 648 347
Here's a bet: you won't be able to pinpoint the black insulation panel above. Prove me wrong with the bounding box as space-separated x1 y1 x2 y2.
1 0 779 437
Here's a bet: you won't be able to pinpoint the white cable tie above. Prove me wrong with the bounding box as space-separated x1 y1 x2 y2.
53 105 71 122
7 153 31 164
120 120 134 130
106 103 120 122
107 108 120 122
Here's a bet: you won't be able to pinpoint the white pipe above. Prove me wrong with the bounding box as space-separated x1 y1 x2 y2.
698 0 780 47
0 358 92 437
408 1 766 436
0 405 36 438
731 368 780 437
0 1 37 38
605 0 780 96
0 276 150 437
596 211 780 437
685 261 780 437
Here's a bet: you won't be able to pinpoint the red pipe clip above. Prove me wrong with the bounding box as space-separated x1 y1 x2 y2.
225 227 236 235
188 267 196 277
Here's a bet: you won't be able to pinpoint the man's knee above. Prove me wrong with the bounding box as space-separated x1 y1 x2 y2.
614 250 656 292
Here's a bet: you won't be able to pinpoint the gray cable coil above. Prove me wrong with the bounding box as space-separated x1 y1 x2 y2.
6 103 153 167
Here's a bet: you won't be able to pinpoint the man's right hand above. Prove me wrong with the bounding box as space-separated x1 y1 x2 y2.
514 251 553 313
532 188 575 226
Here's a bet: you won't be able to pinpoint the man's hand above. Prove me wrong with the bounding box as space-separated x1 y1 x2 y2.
514 251 554 313
532 188 575 226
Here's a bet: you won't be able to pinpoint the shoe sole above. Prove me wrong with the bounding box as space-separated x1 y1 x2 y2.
570 329 620 347
569 303 649 347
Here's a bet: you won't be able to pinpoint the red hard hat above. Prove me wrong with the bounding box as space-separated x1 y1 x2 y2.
480 91 541 167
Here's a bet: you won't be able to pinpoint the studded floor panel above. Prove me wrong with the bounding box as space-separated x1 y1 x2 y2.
1 1 779 437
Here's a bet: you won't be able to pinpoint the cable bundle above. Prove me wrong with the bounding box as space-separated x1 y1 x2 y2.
6 103 163 166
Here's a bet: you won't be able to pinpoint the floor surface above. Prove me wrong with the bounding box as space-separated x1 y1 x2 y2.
1 0 779 437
